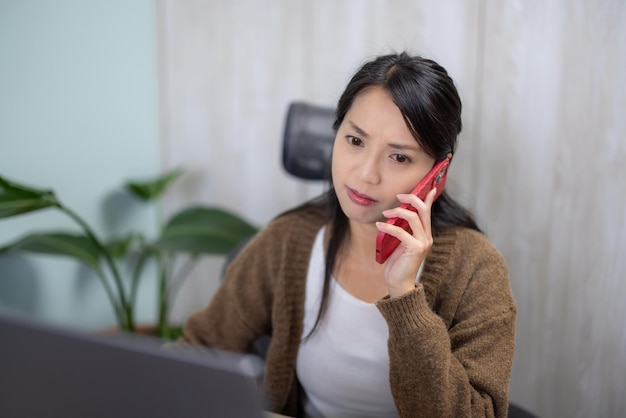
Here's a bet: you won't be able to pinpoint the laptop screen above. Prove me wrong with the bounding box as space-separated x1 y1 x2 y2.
0 312 267 418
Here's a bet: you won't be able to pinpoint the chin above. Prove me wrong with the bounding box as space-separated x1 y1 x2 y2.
343 209 382 226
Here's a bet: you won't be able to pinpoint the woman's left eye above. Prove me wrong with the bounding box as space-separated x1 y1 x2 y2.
391 154 411 164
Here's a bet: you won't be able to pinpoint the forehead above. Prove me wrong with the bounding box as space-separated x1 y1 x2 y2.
344 86 417 145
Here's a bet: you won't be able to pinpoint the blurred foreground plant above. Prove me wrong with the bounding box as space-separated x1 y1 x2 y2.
0 170 258 339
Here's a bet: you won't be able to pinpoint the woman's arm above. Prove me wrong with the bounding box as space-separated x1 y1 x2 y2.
181 228 279 353
376 229 516 418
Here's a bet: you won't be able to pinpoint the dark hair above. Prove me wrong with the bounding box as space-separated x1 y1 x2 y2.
304 52 480 339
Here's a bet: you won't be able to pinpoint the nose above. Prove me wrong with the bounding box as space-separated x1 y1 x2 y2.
357 152 382 185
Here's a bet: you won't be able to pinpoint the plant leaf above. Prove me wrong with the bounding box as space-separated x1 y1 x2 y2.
105 234 140 259
0 232 101 270
0 176 59 218
124 169 183 201
155 206 258 255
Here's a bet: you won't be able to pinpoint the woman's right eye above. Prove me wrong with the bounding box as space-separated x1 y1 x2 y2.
346 135 363 146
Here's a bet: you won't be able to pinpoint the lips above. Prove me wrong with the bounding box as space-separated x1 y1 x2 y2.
346 187 378 206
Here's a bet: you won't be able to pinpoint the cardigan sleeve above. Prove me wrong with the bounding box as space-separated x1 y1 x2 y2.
181 205 326 416
376 229 516 418
181 206 324 354
180 208 303 353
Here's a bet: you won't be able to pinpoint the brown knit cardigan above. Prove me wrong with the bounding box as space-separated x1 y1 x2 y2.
183 204 516 418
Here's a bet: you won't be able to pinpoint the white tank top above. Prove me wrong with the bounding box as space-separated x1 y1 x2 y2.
296 226 399 418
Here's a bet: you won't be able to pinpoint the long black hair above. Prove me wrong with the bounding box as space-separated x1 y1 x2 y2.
302 52 480 338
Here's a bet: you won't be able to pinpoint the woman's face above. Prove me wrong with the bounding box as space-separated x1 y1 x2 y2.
332 86 436 225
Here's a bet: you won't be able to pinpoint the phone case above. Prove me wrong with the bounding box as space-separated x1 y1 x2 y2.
375 157 450 264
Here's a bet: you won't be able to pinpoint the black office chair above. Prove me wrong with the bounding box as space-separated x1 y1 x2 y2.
225 101 538 418
508 403 537 418
281 101 336 180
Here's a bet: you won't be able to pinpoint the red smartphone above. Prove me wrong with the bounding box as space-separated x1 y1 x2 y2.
375 157 450 264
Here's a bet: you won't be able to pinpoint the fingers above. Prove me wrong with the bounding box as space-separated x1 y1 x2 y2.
376 188 437 294
383 187 436 234
375 187 436 254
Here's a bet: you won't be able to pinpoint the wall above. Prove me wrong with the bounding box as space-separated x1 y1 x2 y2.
0 0 161 330
478 2 626 416
158 1 626 417
158 0 484 325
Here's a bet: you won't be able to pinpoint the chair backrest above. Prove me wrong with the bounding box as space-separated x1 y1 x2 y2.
281 102 335 180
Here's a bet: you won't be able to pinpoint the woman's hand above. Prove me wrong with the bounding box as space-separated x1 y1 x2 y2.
375 187 437 298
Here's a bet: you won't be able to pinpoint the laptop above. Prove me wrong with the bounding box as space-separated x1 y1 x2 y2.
0 312 269 418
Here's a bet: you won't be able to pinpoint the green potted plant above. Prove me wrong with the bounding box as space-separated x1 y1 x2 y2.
0 170 258 339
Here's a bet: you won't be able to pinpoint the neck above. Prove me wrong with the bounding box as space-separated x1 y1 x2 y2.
344 220 380 263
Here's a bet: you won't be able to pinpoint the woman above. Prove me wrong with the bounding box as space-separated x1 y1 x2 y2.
182 52 516 418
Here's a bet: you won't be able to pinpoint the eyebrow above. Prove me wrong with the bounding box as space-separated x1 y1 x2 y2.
348 120 369 138
348 120 420 152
